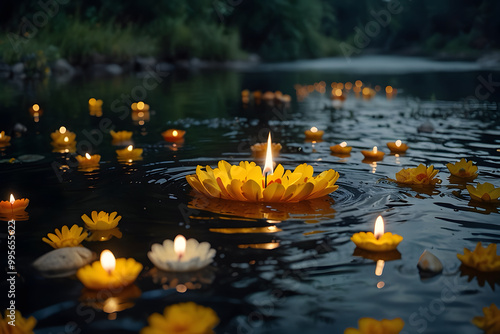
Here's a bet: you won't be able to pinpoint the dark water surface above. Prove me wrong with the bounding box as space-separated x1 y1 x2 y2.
1 61 500 334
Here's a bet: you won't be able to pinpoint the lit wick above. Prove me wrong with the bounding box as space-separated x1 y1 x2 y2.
340 141 347 148
373 146 378 154
374 215 384 240
85 153 92 160
127 145 133 152
262 132 274 187
174 235 186 261
100 249 116 275
59 126 67 134
395 140 401 148
9 194 15 205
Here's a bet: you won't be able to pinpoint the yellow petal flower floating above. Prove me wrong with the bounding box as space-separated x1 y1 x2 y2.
1 309 36 334
81 211 122 230
110 130 133 145
351 216 403 252
0 194 29 214
76 153 101 170
140 302 219 334
457 242 500 272
472 304 500 334
466 182 500 203
186 136 339 203
42 225 88 249
77 250 142 290
386 140 408 154
447 158 478 179
0 131 11 147
116 145 143 162
344 317 405 334
394 164 441 186
304 127 324 141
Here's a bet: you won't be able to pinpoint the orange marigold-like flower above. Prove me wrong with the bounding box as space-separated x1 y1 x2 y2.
395 164 441 186
344 317 405 334
446 158 478 179
42 225 88 249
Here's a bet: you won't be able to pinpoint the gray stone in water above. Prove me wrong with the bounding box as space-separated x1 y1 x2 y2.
417 250 443 275
52 58 75 76
417 121 435 133
33 247 94 278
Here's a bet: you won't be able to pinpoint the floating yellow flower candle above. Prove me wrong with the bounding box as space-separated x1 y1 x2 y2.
77 250 143 290
351 216 403 252
81 211 122 230
0 194 29 214
50 126 75 142
344 317 405 334
250 142 282 159
305 127 324 141
361 146 384 161
116 145 143 161
76 153 101 169
457 242 500 272
330 141 352 155
466 182 500 203
447 158 478 179
42 225 88 249
140 302 219 334
394 164 441 185
362 87 376 100
186 134 339 203
0 131 11 147
1 309 36 333
161 129 185 143
88 98 103 117
386 140 408 154
110 130 133 144
131 101 149 112
473 304 500 334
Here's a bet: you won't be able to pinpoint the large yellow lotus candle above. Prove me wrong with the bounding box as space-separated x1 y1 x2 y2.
76 153 101 169
330 141 352 155
0 194 29 214
386 140 408 154
351 216 403 252
305 127 324 141
0 131 11 146
76 250 142 290
162 129 185 143
361 146 385 161
116 145 143 161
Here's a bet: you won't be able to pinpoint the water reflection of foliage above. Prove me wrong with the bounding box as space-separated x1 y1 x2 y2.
188 195 336 223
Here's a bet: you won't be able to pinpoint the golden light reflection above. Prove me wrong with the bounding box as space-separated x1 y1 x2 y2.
85 227 122 242
80 284 141 314
238 242 280 250
375 259 385 276
210 226 282 234
370 161 377 174
377 281 385 289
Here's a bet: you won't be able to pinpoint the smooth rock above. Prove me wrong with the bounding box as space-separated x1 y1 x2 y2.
33 247 94 278
52 58 75 76
417 250 443 274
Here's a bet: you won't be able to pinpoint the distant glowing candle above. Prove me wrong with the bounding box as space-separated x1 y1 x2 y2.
162 129 186 143
351 216 403 252
305 127 324 141
0 131 11 146
330 141 352 155
76 153 101 168
116 145 143 161
361 146 385 161
174 235 187 260
387 140 408 154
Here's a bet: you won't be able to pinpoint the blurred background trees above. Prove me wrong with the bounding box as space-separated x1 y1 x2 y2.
0 0 498 64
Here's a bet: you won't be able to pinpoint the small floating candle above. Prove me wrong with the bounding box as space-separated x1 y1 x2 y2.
386 140 408 154
351 216 403 252
29 104 42 122
0 194 29 213
76 250 142 290
131 101 149 112
148 235 216 272
305 127 324 141
76 153 101 169
116 145 143 161
88 98 103 117
51 126 75 142
162 129 185 142
330 141 352 155
0 131 11 147
361 146 384 161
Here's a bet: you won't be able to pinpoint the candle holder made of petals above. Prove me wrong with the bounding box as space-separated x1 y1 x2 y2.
81 211 122 230
251 142 282 159
386 141 408 154
116 146 143 162
162 129 185 143
304 127 324 141
0 196 29 214
131 102 150 112
330 142 352 155
394 164 441 186
447 158 478 179
351 232 403 252
148 238 216 272
0 131 11 147
77 257 143 290
76 154 101 170
51 127 76 142
361 147 385 161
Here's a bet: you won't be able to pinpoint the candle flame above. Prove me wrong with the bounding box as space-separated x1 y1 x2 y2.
263 132 274 176
340 141 347 148
172 130 178 137
137 101 144 110
334 88 342 97
375 260 385 276
100 250 116 274
0 133 2 139
373 146 378 153
32 104 40 111
85 153 92 160
127 145 133 152
64 136 69 143
9 194 15 204
59 126 67 134
174 235 186 259
395 140 402 147
310 127 318 133
374 215 384 239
